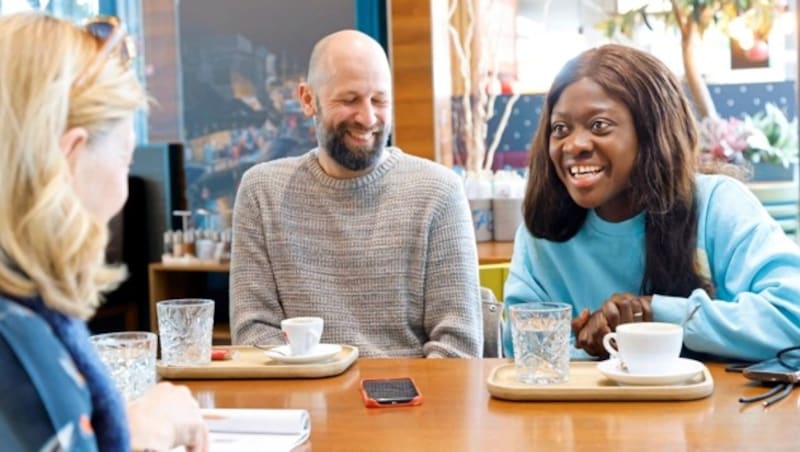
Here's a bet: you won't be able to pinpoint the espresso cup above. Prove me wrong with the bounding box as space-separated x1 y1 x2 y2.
602 322 683 375
281 317 323 356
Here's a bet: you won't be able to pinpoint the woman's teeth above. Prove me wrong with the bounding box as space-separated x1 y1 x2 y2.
569 165 603 178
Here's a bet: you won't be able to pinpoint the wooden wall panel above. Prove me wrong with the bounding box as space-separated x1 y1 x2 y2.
141 0 183 143
389 0 452 164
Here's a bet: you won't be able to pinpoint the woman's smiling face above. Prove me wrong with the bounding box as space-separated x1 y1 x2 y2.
548 77 640 222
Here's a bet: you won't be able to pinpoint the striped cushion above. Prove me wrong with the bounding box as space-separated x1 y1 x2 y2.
747 181 799 237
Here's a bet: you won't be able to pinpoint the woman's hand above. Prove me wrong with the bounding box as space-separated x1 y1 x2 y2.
127 382 209 452
600 292 653 326
574 293 653 358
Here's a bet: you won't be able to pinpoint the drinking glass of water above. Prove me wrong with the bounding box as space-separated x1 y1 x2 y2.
90 331 157 400
510 302 571 384
157 298 215 366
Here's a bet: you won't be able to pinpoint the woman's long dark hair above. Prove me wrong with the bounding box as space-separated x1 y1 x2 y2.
523 44 713 297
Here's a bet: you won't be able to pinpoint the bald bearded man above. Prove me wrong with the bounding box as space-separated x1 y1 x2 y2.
229 30 483 358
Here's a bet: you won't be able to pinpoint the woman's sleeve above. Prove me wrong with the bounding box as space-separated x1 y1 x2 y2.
652 178 800 362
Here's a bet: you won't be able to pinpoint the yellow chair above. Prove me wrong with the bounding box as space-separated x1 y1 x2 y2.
479 262 511 301
479 262 510 357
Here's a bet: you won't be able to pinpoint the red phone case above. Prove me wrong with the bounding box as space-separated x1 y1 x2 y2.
360 377 423 408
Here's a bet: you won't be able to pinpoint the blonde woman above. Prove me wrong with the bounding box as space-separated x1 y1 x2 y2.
0 12 207 451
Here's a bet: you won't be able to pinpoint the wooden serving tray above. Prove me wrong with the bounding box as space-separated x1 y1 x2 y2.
487 361 714 401
157 345 359 380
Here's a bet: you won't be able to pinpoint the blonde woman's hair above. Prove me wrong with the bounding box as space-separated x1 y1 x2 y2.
0 12 148 319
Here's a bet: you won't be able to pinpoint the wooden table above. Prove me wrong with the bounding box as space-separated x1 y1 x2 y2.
182 359 798 451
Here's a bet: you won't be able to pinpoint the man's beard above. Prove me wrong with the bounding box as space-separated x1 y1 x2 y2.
317 119 389 171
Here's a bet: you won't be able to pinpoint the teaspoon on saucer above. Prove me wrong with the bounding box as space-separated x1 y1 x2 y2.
681 305 701 327
253 344 288 356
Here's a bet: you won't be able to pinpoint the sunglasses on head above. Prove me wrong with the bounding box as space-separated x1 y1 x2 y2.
72 16 136 89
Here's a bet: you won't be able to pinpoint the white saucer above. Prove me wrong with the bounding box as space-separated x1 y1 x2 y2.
263 344 342 364
597 358 705 386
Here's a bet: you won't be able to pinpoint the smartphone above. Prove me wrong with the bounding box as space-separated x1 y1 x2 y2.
360 377 423 408
743 358 800 384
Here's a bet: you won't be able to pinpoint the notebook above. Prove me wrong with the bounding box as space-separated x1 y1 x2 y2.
173 408 311 452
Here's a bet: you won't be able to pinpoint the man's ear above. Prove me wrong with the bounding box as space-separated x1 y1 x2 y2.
298 83 316 117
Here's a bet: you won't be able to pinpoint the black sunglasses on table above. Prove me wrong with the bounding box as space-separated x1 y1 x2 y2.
725 345 800 407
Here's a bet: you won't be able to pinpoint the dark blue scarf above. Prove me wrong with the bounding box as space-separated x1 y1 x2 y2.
24 297 131 451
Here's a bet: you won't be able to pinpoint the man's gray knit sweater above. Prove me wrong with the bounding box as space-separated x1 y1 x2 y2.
229 147 483 357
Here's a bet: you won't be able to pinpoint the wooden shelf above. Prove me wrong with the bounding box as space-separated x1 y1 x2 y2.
148 242 515 344
149 262 231 272
148 262 233 344
213 324 231 344
476 241 514 264
149 243 513 278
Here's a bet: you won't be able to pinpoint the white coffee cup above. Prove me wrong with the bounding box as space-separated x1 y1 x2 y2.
281 317 324 356
602 322 683 375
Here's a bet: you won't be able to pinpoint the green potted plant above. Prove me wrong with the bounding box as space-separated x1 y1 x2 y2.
698 103 798 181
745 103 799 181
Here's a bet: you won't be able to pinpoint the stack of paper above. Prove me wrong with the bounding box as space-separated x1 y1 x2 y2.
202 408 311 452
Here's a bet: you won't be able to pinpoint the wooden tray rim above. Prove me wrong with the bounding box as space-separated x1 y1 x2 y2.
487 361 714 401
157 344 359 380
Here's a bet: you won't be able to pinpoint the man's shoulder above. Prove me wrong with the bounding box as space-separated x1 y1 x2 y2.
392 148 462 187
248 153 310 175
241 153 311 187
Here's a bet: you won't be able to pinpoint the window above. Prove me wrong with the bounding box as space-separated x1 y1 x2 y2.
0 0 99 21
